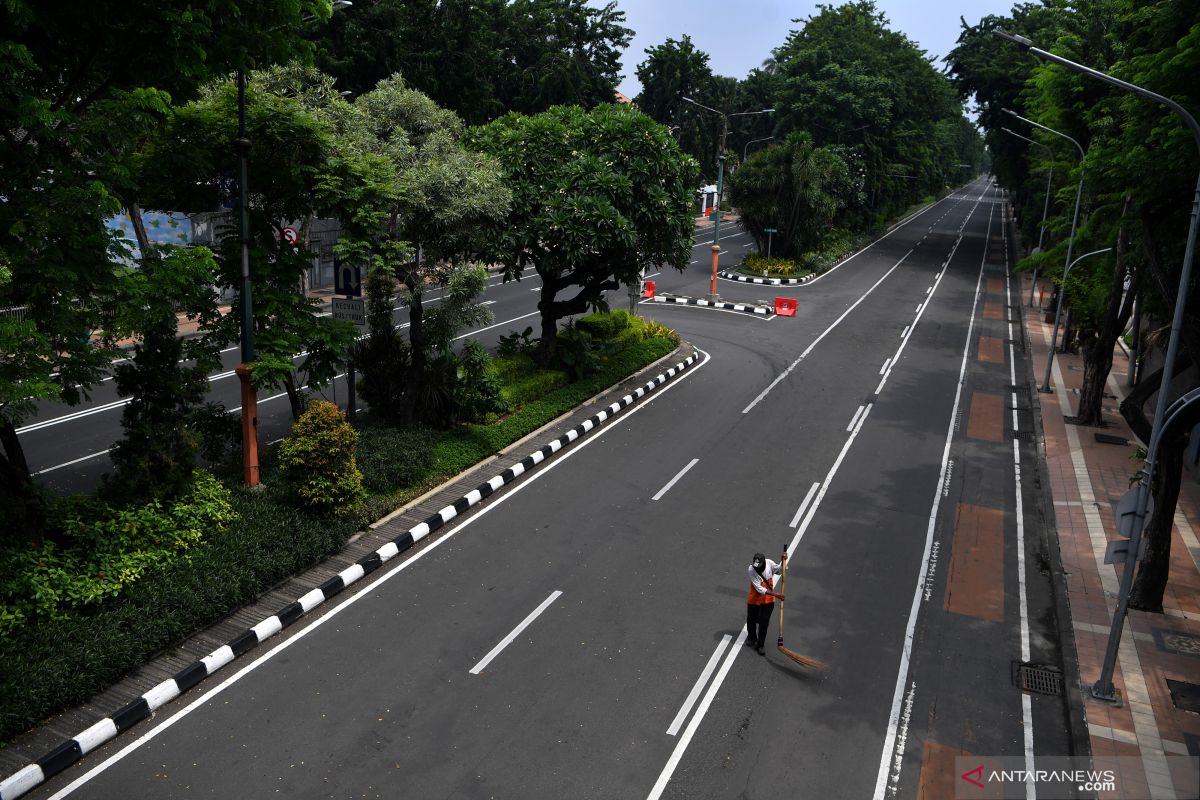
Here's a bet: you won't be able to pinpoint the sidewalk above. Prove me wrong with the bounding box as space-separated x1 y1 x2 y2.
1022 272 1200 798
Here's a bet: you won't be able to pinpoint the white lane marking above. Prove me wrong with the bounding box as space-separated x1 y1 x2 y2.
469 590 563 675
42 348 713 800
846 405 866 432
1005 239 1037 799
666 635 732 736
652 458 699 501
17 398 130 433
872 185 991 800
900 326 910 339
646 626 747 800
788 482 820 529
880 358 892 375
32 448 112 475
741 249 915 414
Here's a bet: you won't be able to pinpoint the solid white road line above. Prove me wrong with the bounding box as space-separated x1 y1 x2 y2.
469 590 563 675
847 405 866 432
666 635 732 736
652 458 699 501
32 449 112 476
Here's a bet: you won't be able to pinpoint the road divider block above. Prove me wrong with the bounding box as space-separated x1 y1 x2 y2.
642 280 656 299
775 297 798 316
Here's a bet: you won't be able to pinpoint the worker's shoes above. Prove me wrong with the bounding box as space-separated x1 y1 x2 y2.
756 646 765 656
745 638 757 648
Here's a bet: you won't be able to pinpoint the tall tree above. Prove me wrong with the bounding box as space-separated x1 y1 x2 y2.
728 131 857 259
469 104 698 364
340 75 510 424
0 0 327 539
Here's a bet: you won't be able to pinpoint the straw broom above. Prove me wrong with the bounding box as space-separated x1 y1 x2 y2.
777 545 825 669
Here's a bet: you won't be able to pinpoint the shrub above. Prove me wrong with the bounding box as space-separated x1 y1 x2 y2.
501 369 570 407
0 471 235 634
497 325 536 357
278 400 365 513
186 401 242 466
574 309 633 340
354 423 437 493
454 339 507 423
743 253 804 277
642 320 681 346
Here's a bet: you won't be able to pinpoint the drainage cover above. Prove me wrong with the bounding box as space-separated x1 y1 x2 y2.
1015 663 1063 696
1166 679 1200 713
1094 433 1130 446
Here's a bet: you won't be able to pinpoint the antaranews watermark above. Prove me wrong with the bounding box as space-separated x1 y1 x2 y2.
954 756 1198 799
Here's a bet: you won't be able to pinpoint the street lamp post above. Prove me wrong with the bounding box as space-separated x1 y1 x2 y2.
234 68 260 488
234 1 353 488
994 28 1200 704
682 97 773 301
1003 107 1087 385
1041 246 1113 394
743 135 774 162
1000 127 1056 306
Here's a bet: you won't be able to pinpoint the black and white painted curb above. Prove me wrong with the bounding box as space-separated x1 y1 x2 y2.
0 351 702 800
648 294 774 316
718 270 816 286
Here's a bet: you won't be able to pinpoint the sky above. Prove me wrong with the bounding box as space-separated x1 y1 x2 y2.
591 1 1016 103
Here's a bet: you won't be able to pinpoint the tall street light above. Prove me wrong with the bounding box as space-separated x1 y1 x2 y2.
1000 127 1056 306
743 135 774 162
235 0 352 488
1042 246 1112 394
994 28 1200 704
1003 107 1087 387
681 97 774 301
234 68 259 487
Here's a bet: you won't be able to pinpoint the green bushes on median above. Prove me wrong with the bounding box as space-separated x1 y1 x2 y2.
0 318 681 746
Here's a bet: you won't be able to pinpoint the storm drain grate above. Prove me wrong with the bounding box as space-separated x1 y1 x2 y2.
1015 663 1063 696
1013 430 1035 442
1095 433 1130 446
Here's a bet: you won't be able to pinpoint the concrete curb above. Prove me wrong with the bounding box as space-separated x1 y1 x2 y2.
0 348 703 800
718 270 816 286
648 294 775 316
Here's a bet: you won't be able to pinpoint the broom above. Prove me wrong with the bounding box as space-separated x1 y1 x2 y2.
777 545 825 669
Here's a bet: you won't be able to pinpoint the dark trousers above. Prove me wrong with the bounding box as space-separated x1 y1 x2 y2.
746 602 774 646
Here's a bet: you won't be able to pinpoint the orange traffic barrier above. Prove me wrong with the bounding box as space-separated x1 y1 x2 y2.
642 280 656 299
774 297 797 316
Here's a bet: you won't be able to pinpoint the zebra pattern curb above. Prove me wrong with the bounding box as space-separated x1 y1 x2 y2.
0 351 702 800
718 270 816 286
649 294 774 316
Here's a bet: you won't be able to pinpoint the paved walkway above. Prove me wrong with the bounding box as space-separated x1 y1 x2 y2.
1022 272 1200 799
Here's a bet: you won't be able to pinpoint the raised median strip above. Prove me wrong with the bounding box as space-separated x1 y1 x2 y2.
718 270 816 286
0 348 702 800
649 294 774 316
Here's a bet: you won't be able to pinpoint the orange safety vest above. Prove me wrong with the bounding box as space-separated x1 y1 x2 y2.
747 573 775 605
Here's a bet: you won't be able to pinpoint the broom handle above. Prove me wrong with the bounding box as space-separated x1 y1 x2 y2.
779 544 787 636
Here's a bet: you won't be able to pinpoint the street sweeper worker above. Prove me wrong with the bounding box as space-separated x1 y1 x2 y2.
746 551 785 655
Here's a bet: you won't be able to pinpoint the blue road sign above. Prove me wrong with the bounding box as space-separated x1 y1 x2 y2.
334 260 362 297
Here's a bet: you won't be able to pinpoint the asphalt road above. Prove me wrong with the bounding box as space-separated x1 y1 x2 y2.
19 178 1075 799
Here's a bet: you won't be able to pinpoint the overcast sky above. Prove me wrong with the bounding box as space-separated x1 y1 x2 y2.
593 0 1016 105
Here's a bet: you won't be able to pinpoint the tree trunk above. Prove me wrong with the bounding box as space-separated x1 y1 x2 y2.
1076 199 1137 426
0 421 44 547
400 269 426 425
283 371 305 420
1129 436 1185 613
1119 355 1198 613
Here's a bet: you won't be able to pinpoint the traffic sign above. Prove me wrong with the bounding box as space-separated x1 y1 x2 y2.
764 227 778 233
332 298 365 326
334 260 362 297
282 226 299 246
1115 487 1154 538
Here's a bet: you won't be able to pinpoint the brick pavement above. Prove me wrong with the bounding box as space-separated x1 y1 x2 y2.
1022 272 1200 799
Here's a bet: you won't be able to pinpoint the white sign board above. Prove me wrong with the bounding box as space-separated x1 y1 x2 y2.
332 298 365 326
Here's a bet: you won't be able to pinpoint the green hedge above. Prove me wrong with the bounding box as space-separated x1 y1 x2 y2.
0 333 680 745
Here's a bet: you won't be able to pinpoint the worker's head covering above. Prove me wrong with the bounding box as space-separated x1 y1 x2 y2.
752 553 766 573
